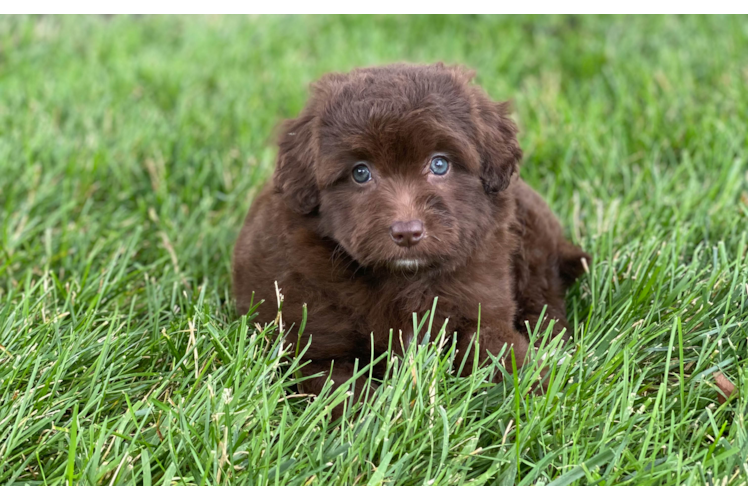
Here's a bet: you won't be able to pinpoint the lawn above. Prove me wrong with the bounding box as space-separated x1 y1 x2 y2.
0 15 747 486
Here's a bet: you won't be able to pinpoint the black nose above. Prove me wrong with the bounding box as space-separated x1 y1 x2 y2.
390 220 424 248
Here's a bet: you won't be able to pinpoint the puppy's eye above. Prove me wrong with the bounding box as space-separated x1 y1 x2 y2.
429 156 450 175
352 164 372 183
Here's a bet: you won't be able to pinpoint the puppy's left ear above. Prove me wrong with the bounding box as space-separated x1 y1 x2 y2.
273 113 320 214
477 100 523 195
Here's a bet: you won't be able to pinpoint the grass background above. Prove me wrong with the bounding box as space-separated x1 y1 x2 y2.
1 15 747 485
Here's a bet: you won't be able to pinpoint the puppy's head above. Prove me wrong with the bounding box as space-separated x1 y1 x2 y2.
273 63 522 272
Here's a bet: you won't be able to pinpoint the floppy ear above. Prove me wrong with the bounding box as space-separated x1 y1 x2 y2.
273 113 320 214
477 100 523 195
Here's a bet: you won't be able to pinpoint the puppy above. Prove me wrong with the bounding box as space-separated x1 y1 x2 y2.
233 63 589 414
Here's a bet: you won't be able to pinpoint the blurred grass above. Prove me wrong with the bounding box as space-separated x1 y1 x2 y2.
0 15 747 485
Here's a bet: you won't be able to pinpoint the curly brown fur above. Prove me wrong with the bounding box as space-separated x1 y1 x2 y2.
233 63 590 417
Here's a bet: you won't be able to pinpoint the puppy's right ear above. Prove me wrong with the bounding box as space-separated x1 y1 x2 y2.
476 100 522 196
273 114 320 215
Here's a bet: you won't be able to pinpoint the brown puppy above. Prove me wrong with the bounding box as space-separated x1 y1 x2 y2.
233 63 589 413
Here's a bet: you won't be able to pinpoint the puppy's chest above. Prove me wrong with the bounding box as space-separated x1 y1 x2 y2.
333 264 510 342
350 280 465 340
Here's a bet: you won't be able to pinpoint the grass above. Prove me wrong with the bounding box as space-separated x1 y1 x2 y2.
0 14 747 486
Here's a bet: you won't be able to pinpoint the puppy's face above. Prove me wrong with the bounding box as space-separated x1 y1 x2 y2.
273 64 522 272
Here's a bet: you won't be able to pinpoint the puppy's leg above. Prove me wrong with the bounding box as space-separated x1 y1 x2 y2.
455 322 558 392
454 322 530 377
512 180 589 346
512 242 572 344
513 240 590 346
517 301 571 345
298 359 379 419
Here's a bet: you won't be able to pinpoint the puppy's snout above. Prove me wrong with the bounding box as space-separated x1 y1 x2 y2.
389 220 424 248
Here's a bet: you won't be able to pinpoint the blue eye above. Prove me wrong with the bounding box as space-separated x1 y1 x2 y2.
430 156 449 175
352 163 371 183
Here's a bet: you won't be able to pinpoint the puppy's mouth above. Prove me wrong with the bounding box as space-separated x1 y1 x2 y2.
388 258 427 271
